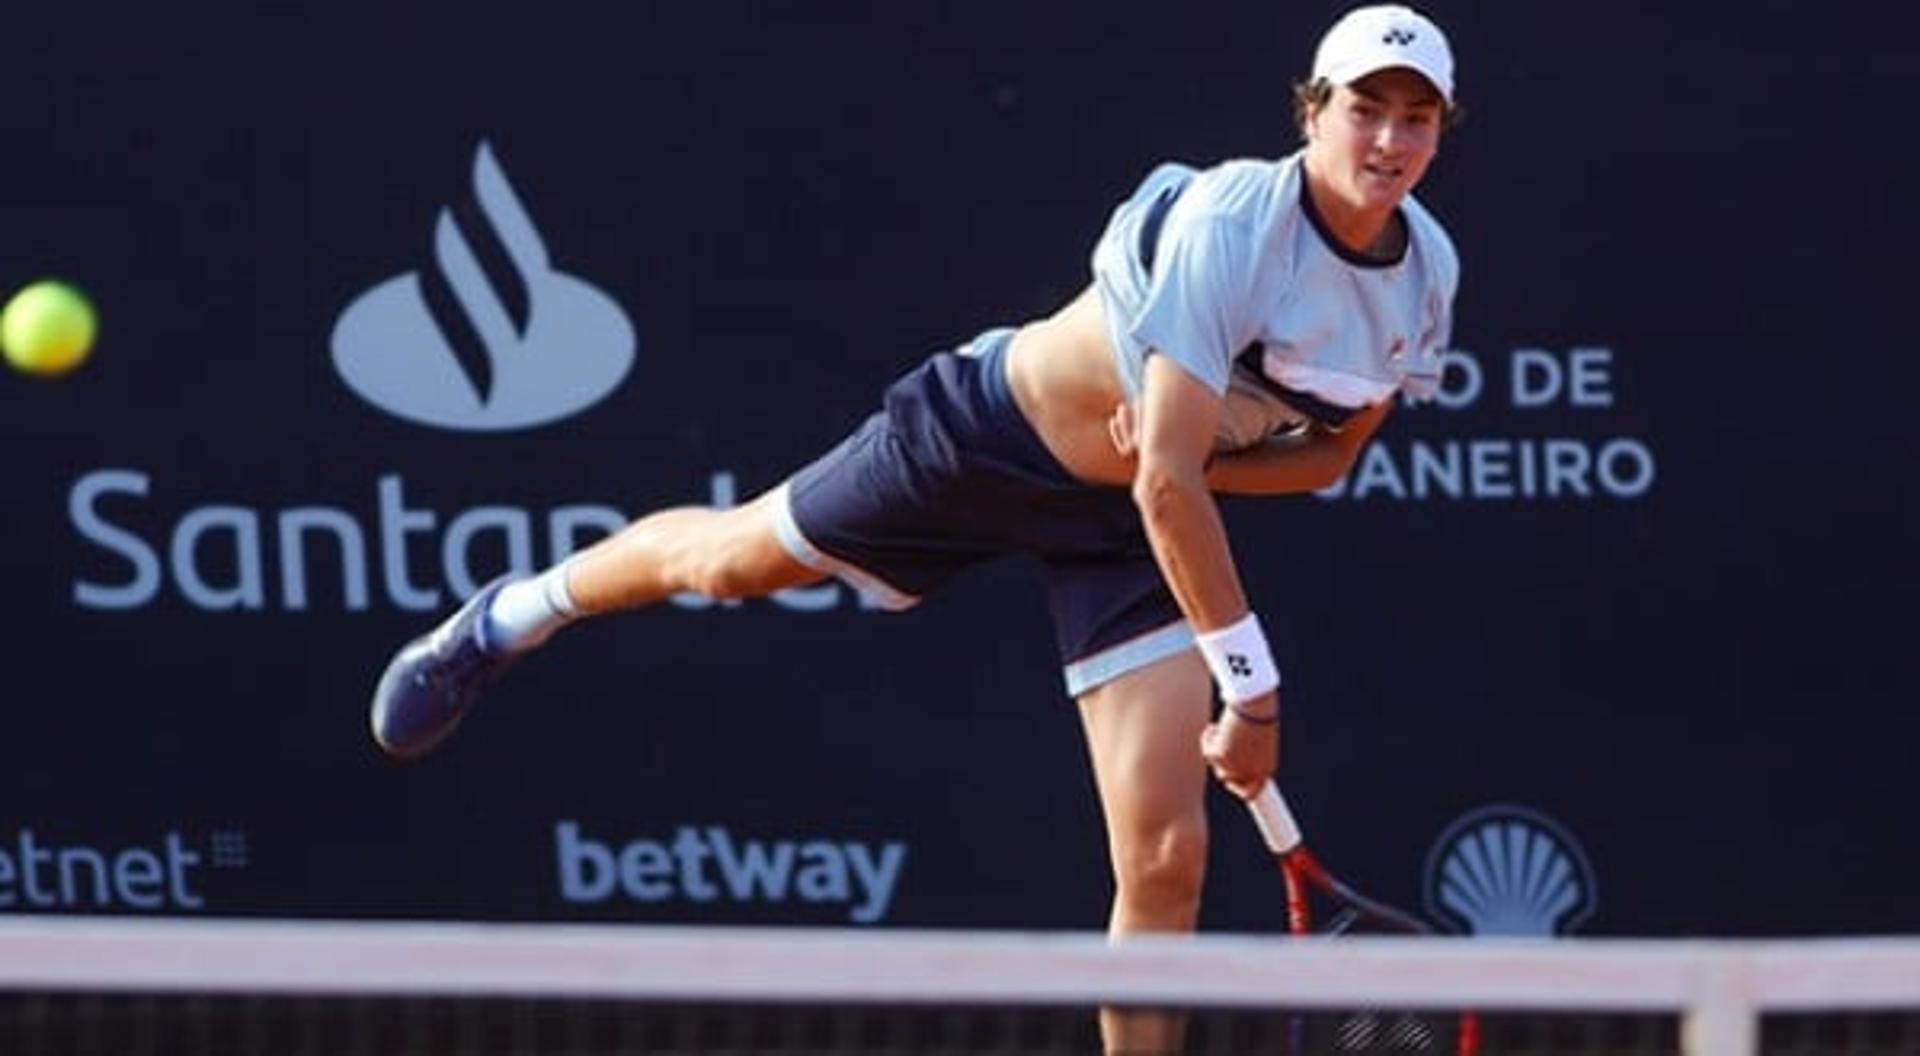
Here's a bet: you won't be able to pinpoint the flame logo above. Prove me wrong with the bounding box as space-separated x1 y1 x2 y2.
331 142 635 431
1422 805 1597 937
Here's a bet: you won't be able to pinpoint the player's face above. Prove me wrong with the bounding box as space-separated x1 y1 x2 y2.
1306 68 1444 213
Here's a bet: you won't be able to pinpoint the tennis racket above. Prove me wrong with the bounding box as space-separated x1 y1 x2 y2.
1244 781 1481 1055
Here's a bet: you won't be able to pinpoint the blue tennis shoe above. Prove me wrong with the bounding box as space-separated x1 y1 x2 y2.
370 575 520 759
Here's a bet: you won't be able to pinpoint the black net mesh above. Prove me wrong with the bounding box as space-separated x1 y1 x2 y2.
3 992 1916 1054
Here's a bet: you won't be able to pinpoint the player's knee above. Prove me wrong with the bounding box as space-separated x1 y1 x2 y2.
682 552 752 600
1113 816 1208 910
680 535 777 600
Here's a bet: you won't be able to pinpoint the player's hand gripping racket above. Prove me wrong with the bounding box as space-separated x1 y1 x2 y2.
1244 781 1481 1055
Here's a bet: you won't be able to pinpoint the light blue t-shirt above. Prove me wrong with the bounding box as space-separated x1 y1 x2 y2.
1090 151 1458 449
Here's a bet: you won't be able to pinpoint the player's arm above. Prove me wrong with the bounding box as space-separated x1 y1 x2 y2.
1107 398 1392 495
1204 400 1392 495
1131 354 1277 797
1132 354 1244 626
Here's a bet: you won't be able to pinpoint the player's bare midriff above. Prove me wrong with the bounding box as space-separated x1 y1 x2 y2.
1004 286 1136 488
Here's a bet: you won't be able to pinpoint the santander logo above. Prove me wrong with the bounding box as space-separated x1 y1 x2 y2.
331 142 635 431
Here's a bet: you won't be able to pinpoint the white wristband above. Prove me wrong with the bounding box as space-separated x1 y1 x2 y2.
1193 612 1281 705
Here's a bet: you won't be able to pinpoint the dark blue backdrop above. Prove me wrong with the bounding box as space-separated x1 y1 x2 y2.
1 2 1912 937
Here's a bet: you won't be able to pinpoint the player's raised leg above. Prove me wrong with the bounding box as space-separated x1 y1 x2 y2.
562 487 824 614
1076 648 1213 1055
369 487 824 758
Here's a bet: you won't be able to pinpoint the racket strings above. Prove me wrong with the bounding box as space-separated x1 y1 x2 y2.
1326 908 1363 935
1275 848 1480 1056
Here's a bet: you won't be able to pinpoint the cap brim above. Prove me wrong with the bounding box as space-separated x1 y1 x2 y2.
1319 57 1452 104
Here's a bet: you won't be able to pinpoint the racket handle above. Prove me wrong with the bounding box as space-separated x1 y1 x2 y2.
1246 781 1304 854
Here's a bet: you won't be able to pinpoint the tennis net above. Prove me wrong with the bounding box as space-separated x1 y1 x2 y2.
2 919 1917 1055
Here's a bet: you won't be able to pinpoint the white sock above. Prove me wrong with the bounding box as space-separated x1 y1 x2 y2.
484 562 581 653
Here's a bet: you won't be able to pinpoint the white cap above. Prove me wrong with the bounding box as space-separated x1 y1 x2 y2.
1311 5 1455 105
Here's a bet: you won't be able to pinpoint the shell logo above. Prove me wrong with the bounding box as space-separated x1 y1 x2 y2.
1422 805 1597 936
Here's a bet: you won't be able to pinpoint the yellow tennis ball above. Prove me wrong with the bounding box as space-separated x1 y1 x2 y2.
2 281 98 376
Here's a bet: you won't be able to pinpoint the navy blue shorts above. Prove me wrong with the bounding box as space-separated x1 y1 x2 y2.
772 328 1195 695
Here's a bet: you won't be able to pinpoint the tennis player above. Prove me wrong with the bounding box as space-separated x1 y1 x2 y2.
372 5 1457 1051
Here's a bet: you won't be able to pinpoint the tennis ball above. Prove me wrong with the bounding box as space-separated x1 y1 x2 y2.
2 281 98 376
